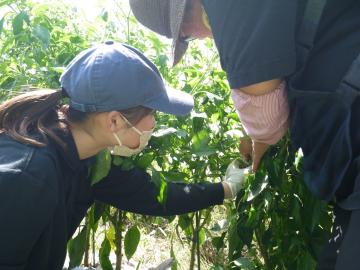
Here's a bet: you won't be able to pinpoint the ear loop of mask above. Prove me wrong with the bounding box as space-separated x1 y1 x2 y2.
120 114 143 135
112 115 141 147
113 132 123 146
110 114 156 156
113 114 155 144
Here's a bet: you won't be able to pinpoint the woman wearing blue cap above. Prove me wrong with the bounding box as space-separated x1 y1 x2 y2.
0 42 245 269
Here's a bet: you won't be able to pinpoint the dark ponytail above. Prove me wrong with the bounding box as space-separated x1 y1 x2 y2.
0 89 66 147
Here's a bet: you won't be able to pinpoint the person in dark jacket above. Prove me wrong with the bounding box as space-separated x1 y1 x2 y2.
0 42 245 269
129 0 360 269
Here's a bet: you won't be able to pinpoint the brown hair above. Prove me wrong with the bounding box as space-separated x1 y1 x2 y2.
0 89 153 148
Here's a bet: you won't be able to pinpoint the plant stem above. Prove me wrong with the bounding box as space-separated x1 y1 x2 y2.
196 211 201 270
189 220 196 270
190 239 196 270
115 210 123 270
199 209 212 229
255 228 271 270
84 218 90 266
84 232 90 266
92 229 96 266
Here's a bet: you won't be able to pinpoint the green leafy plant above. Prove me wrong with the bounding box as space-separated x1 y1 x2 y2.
0 1 333 269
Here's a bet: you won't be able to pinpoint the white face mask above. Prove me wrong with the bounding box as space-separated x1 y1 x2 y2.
109 115 154 157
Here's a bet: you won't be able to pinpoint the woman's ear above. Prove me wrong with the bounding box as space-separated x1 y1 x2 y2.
107 111 124 133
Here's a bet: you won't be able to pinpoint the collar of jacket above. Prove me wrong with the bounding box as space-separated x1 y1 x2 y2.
52 128 97 171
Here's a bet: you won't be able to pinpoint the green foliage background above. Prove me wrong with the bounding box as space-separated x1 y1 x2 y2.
0 1 333 269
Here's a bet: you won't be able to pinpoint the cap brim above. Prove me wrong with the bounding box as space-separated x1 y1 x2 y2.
168 0 188 66
143 86 194 116
172 39 189 66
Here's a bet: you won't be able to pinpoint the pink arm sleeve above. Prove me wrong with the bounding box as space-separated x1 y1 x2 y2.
230 81 289 145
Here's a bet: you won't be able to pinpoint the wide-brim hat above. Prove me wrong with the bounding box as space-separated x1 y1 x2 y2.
129 0 189 66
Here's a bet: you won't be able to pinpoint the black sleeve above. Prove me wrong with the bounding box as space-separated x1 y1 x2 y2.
92 166 224 216
0 153 57 267
202 0 298 89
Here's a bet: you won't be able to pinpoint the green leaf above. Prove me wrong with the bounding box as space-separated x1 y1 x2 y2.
136 153 154 169
246 174 269 202
105 223 116 244
32 24 50 47
90 150 112 185
191 130 216 156
151 170 162 187
101 9 109 22
49 66 65 73
310 226 330 259
32 4 49 17
112 156 123 166
224 129 244 138
190 111 207 119
213 266 225 270
212 233 226 251
94 202 106 220
99 238 113 270
232 257 255 270
151 171 168 205
295 148 304 171
153 126 177 137
12 11 29 35
170 238 178 270
204 91 222 102
90 202 105 230
0 16 5 36
70 35 83 44
0 0 13 7
296 252 316 270
158 178 168 205
192 114 206 133
193 147 217 157
228 219 241 260
310 200 325 232
238 224 254 248
227 112 240 121
124 225 141 260
88 206 97 232
178 215 192 231
120 158 135 171
211 219 229 232
199 228 206 246
162 171 189 182
67 227 87 269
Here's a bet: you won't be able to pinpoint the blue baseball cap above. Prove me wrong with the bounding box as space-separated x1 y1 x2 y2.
60 41 194 115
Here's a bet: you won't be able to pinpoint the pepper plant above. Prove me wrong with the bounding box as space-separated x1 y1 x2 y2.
0 1 333 269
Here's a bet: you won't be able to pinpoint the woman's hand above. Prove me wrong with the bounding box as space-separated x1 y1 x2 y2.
239 137 270 172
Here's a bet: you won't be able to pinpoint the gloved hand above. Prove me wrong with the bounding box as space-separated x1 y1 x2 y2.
223 159 251 198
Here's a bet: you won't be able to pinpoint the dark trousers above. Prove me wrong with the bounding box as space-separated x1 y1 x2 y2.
316 205 360 270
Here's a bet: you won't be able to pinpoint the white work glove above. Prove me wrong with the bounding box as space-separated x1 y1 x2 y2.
223 159 251 198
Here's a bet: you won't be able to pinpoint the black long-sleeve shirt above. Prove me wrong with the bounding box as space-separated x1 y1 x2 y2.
0 130 224 270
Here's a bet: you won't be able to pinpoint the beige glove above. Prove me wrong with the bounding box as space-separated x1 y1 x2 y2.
223 159 251 198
